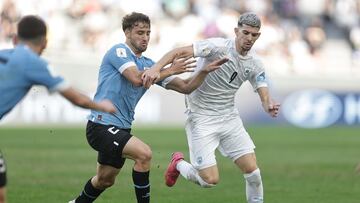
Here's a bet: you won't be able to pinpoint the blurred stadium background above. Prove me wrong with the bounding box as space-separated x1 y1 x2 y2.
0 0 360 203
0 0 360 127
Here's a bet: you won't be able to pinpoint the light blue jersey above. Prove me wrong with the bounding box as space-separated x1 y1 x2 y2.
88 43 156 129
0 45 66 120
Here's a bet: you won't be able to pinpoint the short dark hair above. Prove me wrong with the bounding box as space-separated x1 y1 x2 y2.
122 12 150 32
17 15 47 40
237 12 261 28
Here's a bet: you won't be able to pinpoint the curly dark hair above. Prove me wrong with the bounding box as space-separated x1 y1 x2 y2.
122 12 150 32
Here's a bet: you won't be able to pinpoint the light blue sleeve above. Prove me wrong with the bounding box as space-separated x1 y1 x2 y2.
107 46 136 74
25 57 66 92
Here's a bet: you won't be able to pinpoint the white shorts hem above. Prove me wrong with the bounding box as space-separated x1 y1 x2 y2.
194 162 218 171
231 149 255 162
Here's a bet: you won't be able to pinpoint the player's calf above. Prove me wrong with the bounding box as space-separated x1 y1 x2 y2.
244 168 263 203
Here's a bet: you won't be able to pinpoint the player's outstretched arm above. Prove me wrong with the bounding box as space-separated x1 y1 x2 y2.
165 58 228 94
60 87 116 113
257 87 280 117
142 45 194 88
158 55 196 81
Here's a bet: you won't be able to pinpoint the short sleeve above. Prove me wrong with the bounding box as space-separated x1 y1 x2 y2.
248 59 268 91
25 58 68 93
156 75 177 88
193 39 221 58
108 46 136 74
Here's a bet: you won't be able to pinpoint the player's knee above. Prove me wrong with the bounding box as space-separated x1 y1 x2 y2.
135 147 152 169
95 175 116 189
197 174 218 188
241 161 258 174
201 175 219 185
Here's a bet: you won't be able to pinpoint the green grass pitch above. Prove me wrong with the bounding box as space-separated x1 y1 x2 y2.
0 125 359 203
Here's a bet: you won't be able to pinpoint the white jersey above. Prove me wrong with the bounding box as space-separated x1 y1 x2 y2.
186 38 268 115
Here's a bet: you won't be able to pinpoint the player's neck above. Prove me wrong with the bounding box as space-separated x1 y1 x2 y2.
239 50 248 56
18 42 42 55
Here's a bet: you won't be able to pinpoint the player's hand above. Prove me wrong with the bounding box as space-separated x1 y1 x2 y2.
201 58 229 73
97 99 116 113
142 69 160 89
264 99 280 117
169 55 196 75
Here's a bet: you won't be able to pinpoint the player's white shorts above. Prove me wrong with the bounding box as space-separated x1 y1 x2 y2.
185 111 255 170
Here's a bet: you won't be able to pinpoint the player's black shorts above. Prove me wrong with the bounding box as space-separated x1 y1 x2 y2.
0 150 7 187
86 121 132 169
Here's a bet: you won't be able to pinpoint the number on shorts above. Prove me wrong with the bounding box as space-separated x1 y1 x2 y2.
108 126 119 135
0 158 5 173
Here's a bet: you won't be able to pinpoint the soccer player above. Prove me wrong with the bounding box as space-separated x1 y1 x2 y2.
69 12 227 203
144 12 280 203
0 15 117 203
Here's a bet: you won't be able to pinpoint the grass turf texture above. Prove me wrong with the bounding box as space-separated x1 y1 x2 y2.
0 126 359 203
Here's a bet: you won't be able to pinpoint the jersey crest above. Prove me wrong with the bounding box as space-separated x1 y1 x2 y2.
116 48 127 58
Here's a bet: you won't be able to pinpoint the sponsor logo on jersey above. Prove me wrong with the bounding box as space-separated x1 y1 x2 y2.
116 48 127 57
283 89 342 128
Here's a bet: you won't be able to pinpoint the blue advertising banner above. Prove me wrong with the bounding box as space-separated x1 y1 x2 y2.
241 89 360 128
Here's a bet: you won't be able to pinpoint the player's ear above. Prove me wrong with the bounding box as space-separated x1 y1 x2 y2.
12 34 19 45
124 28 131 38
43 37 48 49
234 27 239 35
254 32 261 40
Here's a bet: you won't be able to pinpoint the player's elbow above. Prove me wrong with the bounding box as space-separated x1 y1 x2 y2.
182 83 197 94
181 88 193 94
175 84 193 94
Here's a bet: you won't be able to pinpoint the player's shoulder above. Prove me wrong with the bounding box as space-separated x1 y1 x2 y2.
13 45 36 58
203 37 231 46
106 43 131 58
248 51 263 63
13 45 47 66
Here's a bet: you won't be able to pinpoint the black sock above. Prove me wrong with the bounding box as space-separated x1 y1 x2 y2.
132 170 150 203
75 178 104 203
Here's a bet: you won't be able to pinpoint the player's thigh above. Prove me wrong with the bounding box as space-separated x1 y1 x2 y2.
86 121 132 156
218 116 255 162
122 136 151 161
234 153 258 173
86 121 133 168
185 114 220 170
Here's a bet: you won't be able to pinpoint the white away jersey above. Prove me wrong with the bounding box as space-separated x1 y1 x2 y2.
186 38 268 115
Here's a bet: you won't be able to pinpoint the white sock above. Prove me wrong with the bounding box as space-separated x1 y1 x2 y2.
243 168 263 203
176 160 214 188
